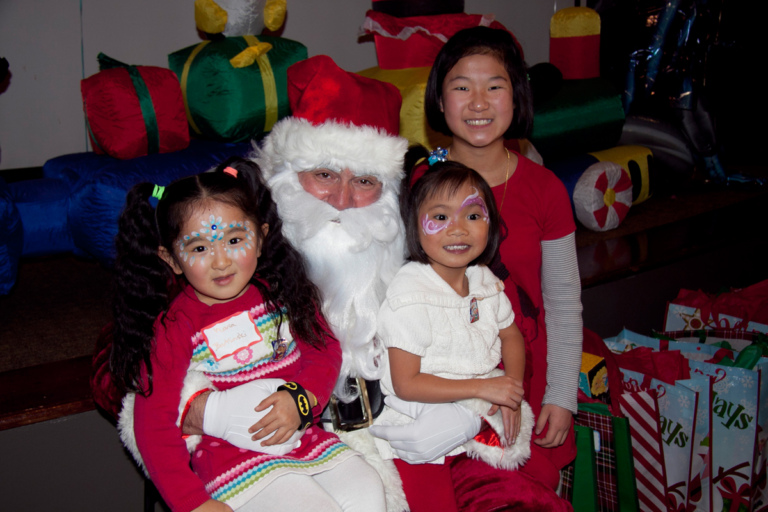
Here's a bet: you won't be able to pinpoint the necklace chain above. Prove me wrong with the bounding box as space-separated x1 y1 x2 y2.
500 148 511 208
447 147 511 208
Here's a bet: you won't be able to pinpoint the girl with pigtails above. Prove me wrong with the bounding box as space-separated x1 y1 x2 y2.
110 157 385 512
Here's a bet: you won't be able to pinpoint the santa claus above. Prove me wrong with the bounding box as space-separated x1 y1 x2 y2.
109 55 571 512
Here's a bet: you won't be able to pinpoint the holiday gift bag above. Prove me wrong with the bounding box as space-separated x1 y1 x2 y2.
665 281 768 334
621 369 698 511
168 35 307 142
618 390 668 512
574 402 639 512
688 358 768 511
605 328 691 385
677 376 713 512
571 424 600 511
661 328 767 356
605 328 664 352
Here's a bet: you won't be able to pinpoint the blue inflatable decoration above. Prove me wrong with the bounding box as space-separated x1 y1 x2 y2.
10 178 76 257
0 177 23 294
48 139 252 265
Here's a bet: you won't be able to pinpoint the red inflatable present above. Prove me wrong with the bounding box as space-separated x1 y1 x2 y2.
81 54 189 160
360 11 513 69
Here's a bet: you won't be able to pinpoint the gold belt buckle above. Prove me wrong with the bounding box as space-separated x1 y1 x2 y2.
329 377 374 432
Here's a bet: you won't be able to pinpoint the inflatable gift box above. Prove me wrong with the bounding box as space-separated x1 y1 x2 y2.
168 35 307 143
81 54 190 160
360 10 509 70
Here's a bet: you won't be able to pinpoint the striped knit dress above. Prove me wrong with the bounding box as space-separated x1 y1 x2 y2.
134 284 356 511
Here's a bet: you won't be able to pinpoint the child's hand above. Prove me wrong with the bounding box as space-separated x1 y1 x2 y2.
478 375 524 411
192 499 233 512
250 390 304 446
500 405 521 446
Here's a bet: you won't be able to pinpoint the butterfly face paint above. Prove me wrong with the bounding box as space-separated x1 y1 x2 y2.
422 214 449 235
459 188 490 222
417 183 491 284
420 186 489 236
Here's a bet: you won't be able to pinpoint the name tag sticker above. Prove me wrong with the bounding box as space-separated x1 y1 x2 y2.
202 311 271 362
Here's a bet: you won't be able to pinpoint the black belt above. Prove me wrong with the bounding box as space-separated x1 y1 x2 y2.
325 377 385 432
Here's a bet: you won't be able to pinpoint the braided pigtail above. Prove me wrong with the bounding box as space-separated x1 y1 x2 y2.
111 183 174 396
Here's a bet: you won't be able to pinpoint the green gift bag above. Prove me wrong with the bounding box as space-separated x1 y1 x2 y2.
169 35 307 143
572 402 639 512
570 425 599 511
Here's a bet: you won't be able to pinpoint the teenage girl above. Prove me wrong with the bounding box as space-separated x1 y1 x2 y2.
110 157 385 512
421 25 584 492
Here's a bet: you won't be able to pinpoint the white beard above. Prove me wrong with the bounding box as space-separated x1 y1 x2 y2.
268 170 405 400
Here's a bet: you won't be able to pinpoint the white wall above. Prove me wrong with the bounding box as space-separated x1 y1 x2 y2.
0 0 572 170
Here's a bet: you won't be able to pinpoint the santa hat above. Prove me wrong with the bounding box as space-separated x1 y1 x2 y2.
257 55 407 190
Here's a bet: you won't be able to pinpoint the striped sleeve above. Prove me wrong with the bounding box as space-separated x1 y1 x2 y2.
540 233 583 414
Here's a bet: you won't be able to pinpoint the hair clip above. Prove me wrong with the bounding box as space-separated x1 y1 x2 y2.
151 185 165 201
149 184 165 207
223 166 238 177
428 147 448 166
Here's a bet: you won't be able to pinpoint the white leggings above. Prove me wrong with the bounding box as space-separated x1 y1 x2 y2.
237 455 386 512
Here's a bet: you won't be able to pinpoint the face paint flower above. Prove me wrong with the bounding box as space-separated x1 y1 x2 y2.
163 202 263 306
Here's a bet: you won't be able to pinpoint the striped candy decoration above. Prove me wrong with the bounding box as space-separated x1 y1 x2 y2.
619 391 667 512
573 161 633 231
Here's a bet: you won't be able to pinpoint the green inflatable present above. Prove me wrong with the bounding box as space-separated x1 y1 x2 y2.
169 35 307 142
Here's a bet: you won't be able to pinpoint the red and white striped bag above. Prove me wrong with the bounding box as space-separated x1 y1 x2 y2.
618 390 667 512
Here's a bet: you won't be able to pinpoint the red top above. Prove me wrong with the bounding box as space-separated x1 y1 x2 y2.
134 285 343 511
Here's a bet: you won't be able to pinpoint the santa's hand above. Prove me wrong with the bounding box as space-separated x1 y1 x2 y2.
368 396 481 463
203 379 303 455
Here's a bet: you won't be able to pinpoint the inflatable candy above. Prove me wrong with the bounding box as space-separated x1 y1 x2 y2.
573 161 632 232
590 145 652 205
550 154 633 232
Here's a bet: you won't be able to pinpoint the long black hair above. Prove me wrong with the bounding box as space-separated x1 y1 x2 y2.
110 157 332 396
424 26 533 140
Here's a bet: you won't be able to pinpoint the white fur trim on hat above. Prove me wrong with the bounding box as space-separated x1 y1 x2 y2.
256 117 408 193
458 396 534 471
